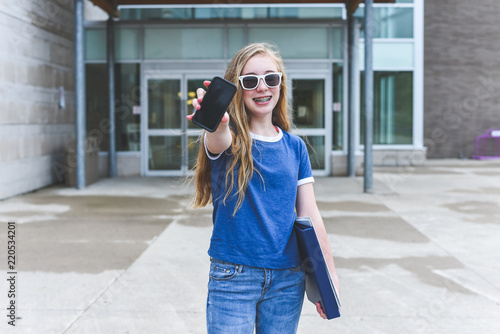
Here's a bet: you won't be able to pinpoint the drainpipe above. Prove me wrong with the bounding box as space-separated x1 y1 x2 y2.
347 7 358 177
75 0 86 189
364 0 374 193
107 16 116 177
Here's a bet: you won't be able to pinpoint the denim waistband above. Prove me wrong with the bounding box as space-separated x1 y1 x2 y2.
209 257 303 272
210 257 241 266
209 257 245 274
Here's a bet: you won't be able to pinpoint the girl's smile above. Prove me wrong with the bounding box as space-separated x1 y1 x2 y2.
253 96 272 104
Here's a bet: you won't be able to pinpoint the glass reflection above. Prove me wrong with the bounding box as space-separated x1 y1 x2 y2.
292 79 325 128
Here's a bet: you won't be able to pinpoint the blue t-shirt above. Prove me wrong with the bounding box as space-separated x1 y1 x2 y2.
206 127 314 269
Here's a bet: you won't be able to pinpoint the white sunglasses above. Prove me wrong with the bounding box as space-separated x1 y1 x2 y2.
238 72 283 90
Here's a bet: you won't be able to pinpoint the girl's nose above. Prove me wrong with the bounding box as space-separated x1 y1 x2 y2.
255 77 267 91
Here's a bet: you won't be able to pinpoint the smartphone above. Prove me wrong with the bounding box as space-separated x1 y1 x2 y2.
192 76 237 132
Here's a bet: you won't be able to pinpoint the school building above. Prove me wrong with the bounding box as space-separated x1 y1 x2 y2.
1 0 499 200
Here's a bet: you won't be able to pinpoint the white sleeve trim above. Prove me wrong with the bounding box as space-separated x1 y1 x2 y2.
297 177 315 187
204 133 223 160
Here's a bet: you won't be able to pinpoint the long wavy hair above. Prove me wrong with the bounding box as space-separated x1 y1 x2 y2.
191 42 292 214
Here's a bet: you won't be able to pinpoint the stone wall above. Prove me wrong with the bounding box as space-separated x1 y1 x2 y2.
424 0 500 158
331 148 427 176
0 0 75 199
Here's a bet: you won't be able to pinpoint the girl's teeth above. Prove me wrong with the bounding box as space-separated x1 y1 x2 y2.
254 97 271 102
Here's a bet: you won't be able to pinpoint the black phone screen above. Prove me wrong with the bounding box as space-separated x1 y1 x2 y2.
192 76 237 132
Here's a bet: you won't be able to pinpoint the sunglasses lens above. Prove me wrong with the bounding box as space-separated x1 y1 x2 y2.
242 76 258 89
265 74 280 87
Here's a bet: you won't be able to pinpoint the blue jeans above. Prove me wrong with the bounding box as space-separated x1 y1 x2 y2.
206 258 306 334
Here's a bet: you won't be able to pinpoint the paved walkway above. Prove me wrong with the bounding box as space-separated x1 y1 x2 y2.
1 160 500 333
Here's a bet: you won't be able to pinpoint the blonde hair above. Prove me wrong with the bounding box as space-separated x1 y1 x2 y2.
191 42 291 214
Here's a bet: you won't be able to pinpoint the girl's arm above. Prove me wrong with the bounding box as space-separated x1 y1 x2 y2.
296 182 340 319
188 80 232 154
204 117 232 155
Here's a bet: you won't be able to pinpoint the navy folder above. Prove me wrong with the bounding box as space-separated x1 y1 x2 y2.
294 217 341 319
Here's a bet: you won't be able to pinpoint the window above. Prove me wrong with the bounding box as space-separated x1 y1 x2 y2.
119 6 343 21
85 29 106 61
249 28 329 59
86 64 140 152
357 7 414 39
144 28 224 59
85 28 140 61
116 28 140 60
332 63 344 150
86 64 109 151
359 41 414 69
228 28 245 59
115 64 140 151
360 71 413 145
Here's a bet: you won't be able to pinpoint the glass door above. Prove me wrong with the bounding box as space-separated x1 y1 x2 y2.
146 77 183 175
289 73 332 175
143 75 207 176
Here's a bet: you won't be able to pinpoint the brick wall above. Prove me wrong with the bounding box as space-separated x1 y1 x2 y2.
0 0 75 199
424 0 500 158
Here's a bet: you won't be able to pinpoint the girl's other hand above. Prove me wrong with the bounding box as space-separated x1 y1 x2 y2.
315 302 341 320
316 302 327 319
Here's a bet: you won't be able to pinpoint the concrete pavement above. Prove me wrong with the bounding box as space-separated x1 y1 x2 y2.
1 159 500 333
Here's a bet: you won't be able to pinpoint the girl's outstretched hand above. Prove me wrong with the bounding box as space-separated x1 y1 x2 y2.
187 80 230 127
187 80 210 121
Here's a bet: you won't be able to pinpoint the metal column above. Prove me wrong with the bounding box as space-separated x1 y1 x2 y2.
364 0 374 193
347 9 358 177
107 17 117 177
75 0 85 189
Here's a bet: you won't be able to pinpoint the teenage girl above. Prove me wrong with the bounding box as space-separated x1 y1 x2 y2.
187 42 340 333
